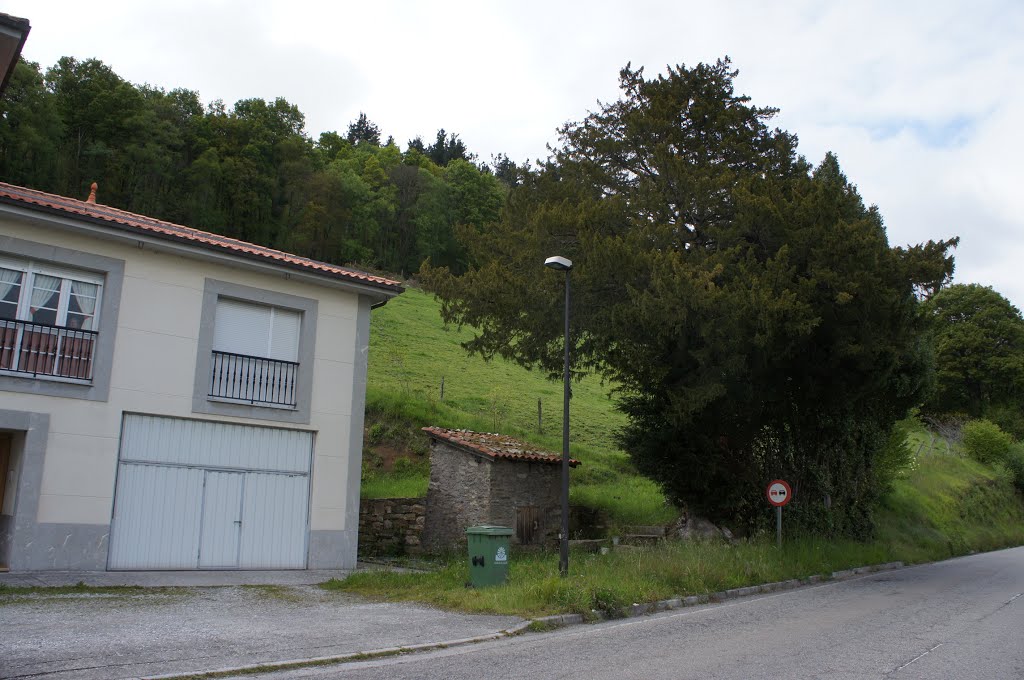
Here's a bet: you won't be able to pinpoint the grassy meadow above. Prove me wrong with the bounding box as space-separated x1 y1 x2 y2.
364 287 674 526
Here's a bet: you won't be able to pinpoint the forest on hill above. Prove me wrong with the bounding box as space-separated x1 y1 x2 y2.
0 57 518 276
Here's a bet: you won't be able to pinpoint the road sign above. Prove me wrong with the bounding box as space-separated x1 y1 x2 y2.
766 479 792 507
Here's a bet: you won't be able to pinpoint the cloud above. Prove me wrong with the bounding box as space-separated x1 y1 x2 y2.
7 0 1023 307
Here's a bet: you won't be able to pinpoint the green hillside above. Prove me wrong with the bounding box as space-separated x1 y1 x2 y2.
361 287 1024 549
364 287 675 526
368 287 627 448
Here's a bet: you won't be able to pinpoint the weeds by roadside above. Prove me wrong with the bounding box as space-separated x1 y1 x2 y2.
332 453 1024 618
0 582 149 597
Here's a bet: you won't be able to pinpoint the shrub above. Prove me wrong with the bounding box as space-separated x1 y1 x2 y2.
986 404 1024 442
874 422 914 490
393 456 429 476
367 422 387 445
961 419 1013 465
1004 444 1024 494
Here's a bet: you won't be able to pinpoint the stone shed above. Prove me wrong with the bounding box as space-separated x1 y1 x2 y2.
420 427 581 552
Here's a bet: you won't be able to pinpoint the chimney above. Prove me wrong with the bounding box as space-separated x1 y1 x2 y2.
86 182 97 204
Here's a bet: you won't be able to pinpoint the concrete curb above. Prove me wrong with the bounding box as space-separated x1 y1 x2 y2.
143 622 536 680
142 559 906 680
537 559 906 626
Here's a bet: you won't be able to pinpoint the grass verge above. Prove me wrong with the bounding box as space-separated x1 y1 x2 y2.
327 539 898 619
332 454 1024 618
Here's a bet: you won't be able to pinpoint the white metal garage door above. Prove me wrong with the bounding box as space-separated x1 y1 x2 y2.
108 415 312 570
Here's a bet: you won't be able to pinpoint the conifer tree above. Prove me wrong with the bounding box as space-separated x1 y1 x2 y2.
423 59 957 534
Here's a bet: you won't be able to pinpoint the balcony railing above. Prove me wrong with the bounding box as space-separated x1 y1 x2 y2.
209 350 298 408
0 318 98 381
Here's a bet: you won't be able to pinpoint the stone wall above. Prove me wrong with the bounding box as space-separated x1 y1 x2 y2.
358 498 425 557
420 439 563 552
421 441 491 552
489 458 562 545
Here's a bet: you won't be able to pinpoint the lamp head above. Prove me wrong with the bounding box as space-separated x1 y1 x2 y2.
544 256 573 271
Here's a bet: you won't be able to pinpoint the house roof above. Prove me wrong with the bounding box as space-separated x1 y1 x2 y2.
422 427 581 467
0 13 30 101
0 181 404 295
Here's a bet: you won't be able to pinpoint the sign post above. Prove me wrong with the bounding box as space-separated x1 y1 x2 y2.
766 479 792 547
776 505 782 547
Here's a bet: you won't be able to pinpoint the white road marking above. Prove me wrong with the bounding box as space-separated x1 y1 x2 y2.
893 643 944 673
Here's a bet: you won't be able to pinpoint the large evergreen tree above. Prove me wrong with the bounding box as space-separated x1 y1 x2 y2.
422 59 956 535
346 112 381 146
425 128 470 166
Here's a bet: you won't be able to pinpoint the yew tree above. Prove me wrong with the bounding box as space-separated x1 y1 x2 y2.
423 59 957 535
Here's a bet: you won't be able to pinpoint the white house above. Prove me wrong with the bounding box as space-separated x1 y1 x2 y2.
0 181 402 571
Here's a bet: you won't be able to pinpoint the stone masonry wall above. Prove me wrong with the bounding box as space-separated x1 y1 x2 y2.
489 458 562 545
420 438 565 552
421 441 491 552
358 498 425 557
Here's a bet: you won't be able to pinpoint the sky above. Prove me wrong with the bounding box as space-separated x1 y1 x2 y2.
9 0 1024 308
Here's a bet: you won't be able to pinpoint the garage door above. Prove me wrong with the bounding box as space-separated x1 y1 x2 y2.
108 415 312 570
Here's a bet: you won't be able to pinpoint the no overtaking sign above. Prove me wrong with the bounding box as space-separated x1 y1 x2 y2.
767 479 791 547
767 479 791 507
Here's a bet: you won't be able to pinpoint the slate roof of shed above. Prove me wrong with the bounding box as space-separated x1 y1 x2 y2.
0 181 403 294
422 427 581 467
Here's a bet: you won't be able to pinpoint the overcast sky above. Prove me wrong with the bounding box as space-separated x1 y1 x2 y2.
10 1 1023 308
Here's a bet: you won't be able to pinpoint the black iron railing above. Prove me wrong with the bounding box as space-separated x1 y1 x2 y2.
209 350 298 407
0 318 98 381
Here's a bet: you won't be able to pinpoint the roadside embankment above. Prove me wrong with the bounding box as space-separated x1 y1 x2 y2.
333 453 1024 618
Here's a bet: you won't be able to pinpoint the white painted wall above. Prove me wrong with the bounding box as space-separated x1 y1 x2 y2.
0 217 364 533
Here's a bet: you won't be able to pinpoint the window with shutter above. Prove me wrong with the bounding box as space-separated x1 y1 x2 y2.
209 298 301 408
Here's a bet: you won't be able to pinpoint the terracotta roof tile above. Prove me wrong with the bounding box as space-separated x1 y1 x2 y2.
0 181 403 294
422 427 581 467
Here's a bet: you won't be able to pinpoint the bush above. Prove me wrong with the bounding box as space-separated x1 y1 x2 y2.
874 422 915 490
1004 445 1024 494
986 404 1024 442
962 419 1013 465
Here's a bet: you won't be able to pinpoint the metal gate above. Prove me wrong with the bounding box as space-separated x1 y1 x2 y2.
108 415 312 570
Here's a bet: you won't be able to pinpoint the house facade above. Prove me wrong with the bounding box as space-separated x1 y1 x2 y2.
0 182 402 571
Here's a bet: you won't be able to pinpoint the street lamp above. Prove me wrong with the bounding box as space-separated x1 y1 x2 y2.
544 255 572 577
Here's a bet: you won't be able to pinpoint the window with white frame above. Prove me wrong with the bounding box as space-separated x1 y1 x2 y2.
0 260 102 328
0 258 103 381
209 298 301 407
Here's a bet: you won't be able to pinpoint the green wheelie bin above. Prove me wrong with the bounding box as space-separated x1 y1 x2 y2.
466 525 513 587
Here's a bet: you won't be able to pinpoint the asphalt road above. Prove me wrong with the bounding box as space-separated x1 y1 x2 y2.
253 546 1024 680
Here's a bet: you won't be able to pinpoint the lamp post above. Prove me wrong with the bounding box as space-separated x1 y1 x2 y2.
544 255 572 577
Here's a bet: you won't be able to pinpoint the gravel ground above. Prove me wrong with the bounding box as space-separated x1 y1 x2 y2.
0 584 524 680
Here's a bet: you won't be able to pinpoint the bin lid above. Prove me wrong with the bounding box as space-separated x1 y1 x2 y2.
465 525 514 536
